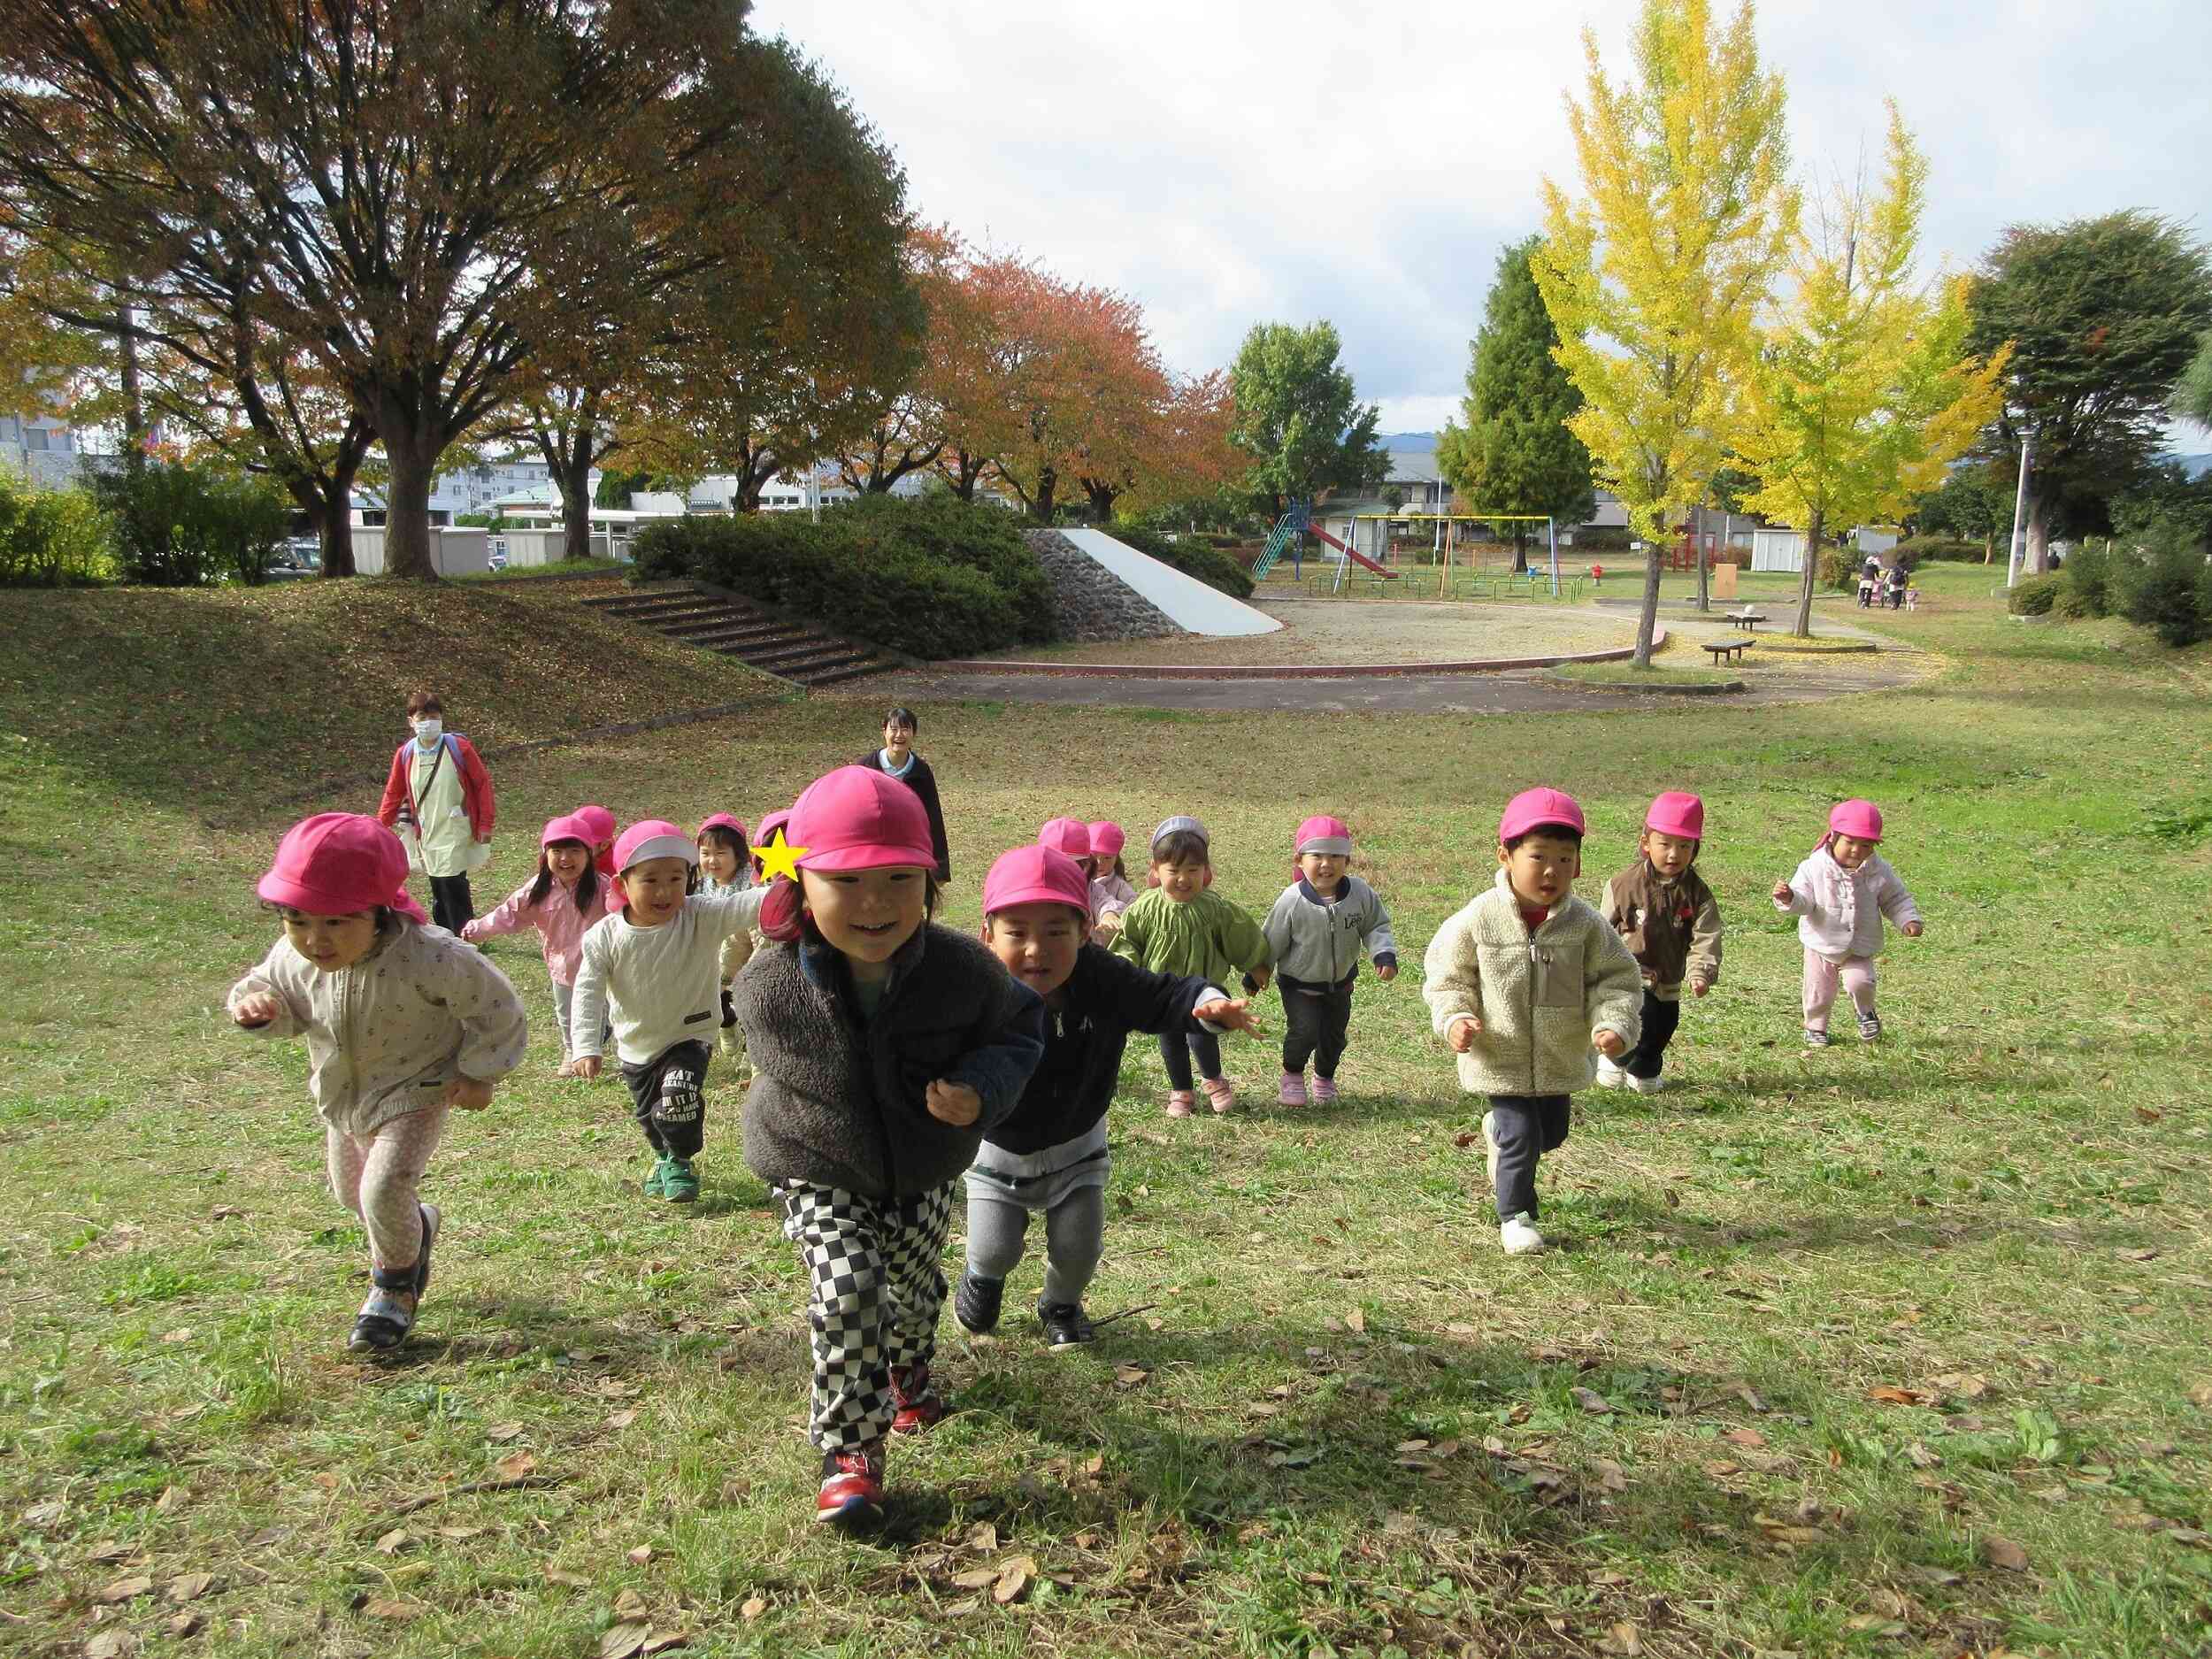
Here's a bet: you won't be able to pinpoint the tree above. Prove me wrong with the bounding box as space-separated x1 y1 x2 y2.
2171 330 2212 431
1964 211 2212 575
0 0 856 580
1226 321 1389 520
1733 105 2007 635
1531 0 1796 666
1437 236 1597 572
1912 467 2012 561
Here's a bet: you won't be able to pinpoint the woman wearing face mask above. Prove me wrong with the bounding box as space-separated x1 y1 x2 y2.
377 691 495 932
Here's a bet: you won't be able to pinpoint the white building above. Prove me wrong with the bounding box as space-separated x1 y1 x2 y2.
0 408 106 490
352 458 574 526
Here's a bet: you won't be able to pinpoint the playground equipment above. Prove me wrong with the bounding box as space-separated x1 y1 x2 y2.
1335 512 1560 596
1249 501 1401 589
1255 505 1571 597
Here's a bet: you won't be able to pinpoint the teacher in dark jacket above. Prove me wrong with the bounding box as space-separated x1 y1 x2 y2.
856 706 951 881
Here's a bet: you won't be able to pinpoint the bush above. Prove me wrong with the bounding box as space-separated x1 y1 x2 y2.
0 468 114 587
1106 525 1256 598
91 462 291 587
2114 522 2212 647
632 495 1055 660
2007 574 2062 616
1893 534 1981 565
1816 542 1860 592
2053 541 2115 619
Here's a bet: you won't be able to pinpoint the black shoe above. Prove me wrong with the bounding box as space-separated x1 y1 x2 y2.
955 1271 1002 1335
1037 1299 1094 1350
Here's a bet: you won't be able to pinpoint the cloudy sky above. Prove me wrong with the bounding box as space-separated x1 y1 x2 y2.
759 0 2211 438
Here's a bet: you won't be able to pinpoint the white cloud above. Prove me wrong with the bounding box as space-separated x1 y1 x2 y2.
760 0 2212 430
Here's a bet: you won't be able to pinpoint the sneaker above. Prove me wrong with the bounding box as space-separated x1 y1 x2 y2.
642 1157 668 1197
1857 1014 1882 1042
1310 1076 1338 1105
1630 1072 1665 1095
1038 1299 1094 1349
1499 1212 1548 1256
1803 1027 1831 1048
1595 1056 1628 1088
1278 1070 1309 1108
1201 1077 1235 1114
662 1157 700 1204
955 1271 1003 1336
1165 1089 1195 1118
888 1363 944 1434
1479 1110 1501 1193
348 1285 417 1352
815 1442 885 1526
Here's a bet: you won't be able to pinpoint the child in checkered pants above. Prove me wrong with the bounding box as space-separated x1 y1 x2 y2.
735 767 1045 1527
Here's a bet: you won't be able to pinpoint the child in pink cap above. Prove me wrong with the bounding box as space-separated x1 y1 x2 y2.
695 813 756 1067
1422 789 1641 1256
573 803 618 879
1597 792 1724 1094
959 844 1262 1350
1772 800 1923 1047
1086 821 1137 946
462 813 614 1077
227 814 527 1352
733 766 1045 1528
1262 814 1397 1107
570 820 766 1203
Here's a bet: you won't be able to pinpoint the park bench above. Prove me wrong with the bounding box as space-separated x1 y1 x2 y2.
1724 610 1768 632
1701 639 1752 666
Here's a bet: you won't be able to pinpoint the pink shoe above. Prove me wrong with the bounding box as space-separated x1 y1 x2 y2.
1278 1071 1309 1107
1202 1077 1235 1115
1165 1090 1195 1118
1310 1077 1338 1104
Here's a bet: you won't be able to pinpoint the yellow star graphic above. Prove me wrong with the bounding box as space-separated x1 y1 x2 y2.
755 826 809 884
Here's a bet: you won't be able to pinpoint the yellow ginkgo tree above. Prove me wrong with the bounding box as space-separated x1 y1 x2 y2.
1735 103 2008 637
1532 0 1796 667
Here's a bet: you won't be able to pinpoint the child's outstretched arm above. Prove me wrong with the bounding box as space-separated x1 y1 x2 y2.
1421 908 1483 1050
227 941 306 1037
1362 888 1400 981
696 884 767 941
934 978 1047 1133
1586 921 1643 1059
569 935 611 1080
460 880 537 946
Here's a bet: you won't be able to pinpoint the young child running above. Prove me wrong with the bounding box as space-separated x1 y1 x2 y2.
227 814 526 1350
1038 816 1092 870
574 803 618 879
571 820 766 1202
958 845 1261 1349
461 813 612 1078
1772 799 1924 1047
1423 789 1641 1256
735 766 1044 1525
696 813 755 1066
1087 821 1137 946
1111 816 1272 1116
1596 792 1722 1094
1263 814 1397 1107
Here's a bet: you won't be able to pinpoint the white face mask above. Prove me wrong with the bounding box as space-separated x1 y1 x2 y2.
412 718 442 743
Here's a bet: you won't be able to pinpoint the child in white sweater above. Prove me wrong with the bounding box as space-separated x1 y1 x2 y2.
1772 799 1923 1047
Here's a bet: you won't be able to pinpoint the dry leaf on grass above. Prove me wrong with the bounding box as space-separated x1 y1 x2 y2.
542 1564 591 1588
83 1633 139 1659
613 1589 649 1620
1982 1535 2030 1572
1113 1364 1149 1388
362 1598 421 1621
1594 1459 1629 1492
375 1529 410 1555
484 1422 525 1443
599 1621 651 1659
605 1409 638 1430
740 1595 767 1621
1867 1386 1932 1406
1721 1426 1768 1448
1571 1387 1614 1416
96 1577 154 1604
165 1612 204 1639
1346 1308 1367 1333
993 1555 1037 1604
165 1571 217 1602
626 1545 653 1566
951 1568 999 1590
493 1450 537 1480
966 1521 1000 1552
1929 1372 1991 1401
641 1634 689 1655
87 1542 134 1565
1598 1621 1644 1655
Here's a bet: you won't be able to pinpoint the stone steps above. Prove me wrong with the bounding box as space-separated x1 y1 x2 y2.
580 582 889 688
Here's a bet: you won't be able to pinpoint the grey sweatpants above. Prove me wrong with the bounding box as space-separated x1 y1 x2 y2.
964 1153 1108 1308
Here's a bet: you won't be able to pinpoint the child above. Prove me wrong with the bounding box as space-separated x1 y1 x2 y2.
1772 799 1924 1047
1905 580 1920 613
1038 816 1092 872
1422 788 1641 1256
571 820 766 1202
1597 792 1722 1094
856 706 951 881
959 845 1260 1348
696 813 755 1065
1111 816 1272 1116
1855 568 1877 609
1263 814 1398 1107
1087 820 1136 946
734 766 1044 1525
226 814 526 1350
375 691 495 932
574 803 618 879
751 808 792 882
1885 565 1907 609
461 813 613 1077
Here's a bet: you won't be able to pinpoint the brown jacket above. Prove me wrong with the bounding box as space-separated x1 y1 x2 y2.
1599 860 1722 1002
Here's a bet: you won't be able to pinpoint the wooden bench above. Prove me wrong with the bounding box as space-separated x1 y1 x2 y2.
1724 610 1768 632
1701 639 1752 666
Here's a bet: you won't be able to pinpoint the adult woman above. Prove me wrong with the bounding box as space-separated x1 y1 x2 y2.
377 691 495 932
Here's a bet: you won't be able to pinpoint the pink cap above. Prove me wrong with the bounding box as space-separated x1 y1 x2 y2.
1645 792 1705 840
698 812 749 842
983 845 1092 920
1087 821 1125 859
1038 817 1093 860
541 812 591 849
1828 799 1883 842
257 813 427 923
1499 787 1586 842
1294 814 1354 856
755 808 791 848
788 765 935 872
572 804 616 844
613 818 697 873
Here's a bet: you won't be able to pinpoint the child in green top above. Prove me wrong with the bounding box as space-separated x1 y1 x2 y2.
1112 816 1271 1117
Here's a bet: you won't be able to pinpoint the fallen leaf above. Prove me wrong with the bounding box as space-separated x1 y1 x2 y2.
1722 1427 1768 1448
1843 1614 1907 1636
96 1577 155 1604
627 1545 653 1567
1572 1386 1614 1416
1734 1384 1770 1413
484 1422 525 1443
1928 1372 1991 1401
1113 1364 1149 1388
605 1409 638 1430
641 1634 690 1655
1867 1386 1931 1407
950 1568 999 1590
2119 1248 2158 1263
1598 1621 1645 1655
600 1621 651 1659
994 1555 1036 1604
165 1571 217 1602
436 1525 483 1540
376 1529 410 1555
1982 1535 2030 1572
494 1450 537 1480
2135 1106 2162 1124
1453 1130 1479 1148
1904 1441 1943 1468
363 1598 421 1622
84 1634 138 1659
966 1521 1000 1552
211 1204 247 1219
596 1378 641 1399
740 1595 767 1620
1594 1459 1629 1493
88 1541 134 1565
1347 1307 1367 1334
166 1611 205 1638
614 1589 649 1620
543 1564 592 1588
155 1486 188 1513
2187 1382 2212 1409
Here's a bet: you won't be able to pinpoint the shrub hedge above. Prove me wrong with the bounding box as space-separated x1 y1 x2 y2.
1893 534 1983 565
2007 574 2061 616
0 469 113 587
631 494 1055 661
1107 525 1256 598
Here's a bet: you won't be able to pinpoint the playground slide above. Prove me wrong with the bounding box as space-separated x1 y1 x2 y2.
1308 521 1398 577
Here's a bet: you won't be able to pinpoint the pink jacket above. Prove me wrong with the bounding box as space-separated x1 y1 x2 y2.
1775 846 1920 961
462 875 612 987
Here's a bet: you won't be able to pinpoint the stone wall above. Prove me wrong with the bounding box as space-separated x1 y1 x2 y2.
1024 528 1184 642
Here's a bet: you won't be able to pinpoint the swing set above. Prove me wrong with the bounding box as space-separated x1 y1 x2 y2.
1326 512 1564 597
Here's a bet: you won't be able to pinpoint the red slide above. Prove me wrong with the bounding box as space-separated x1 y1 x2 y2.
1308 520 1398 577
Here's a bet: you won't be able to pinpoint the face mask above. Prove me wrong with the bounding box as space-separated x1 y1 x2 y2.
413 718 442 743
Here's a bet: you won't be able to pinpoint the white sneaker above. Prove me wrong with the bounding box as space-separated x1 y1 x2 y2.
1630 1072 1665 1095
1479 1110 1501 1192
1499 1213 1548 1256
1594 1056 1627 1088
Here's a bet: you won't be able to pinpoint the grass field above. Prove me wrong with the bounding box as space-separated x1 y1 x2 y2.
3 573 2208 1659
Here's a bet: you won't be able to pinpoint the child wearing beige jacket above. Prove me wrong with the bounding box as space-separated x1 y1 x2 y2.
1422 789 1641 1256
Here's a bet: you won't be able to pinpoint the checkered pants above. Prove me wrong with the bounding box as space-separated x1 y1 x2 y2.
778 1181 956 1451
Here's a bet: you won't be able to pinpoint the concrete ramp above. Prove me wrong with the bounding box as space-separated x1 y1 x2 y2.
1057 528 1282 637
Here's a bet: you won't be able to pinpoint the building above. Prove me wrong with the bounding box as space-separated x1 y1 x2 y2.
0 406 112 490
351 458 569 526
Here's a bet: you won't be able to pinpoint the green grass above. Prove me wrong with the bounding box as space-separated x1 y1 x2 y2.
1548 661 1741 688
2 578 2208 1656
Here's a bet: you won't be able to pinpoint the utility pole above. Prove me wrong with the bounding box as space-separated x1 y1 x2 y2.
2004 431 2032 588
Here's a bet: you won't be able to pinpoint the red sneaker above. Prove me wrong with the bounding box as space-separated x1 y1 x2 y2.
815 1442 885 1525
889 1363 945 1434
